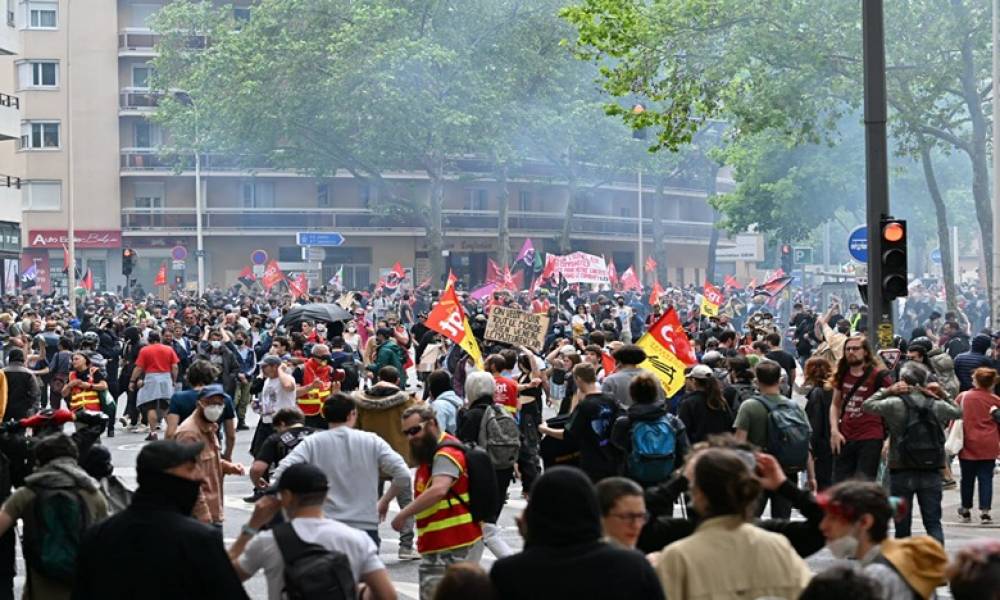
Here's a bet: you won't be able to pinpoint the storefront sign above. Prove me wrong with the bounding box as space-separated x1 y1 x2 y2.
484 306 550 351
28 230 122 249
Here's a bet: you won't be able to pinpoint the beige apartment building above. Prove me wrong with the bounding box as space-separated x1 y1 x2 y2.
0 0 739 295
0 0 22 295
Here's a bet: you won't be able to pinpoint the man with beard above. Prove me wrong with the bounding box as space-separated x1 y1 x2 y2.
392 405 483 600
830 336 892 483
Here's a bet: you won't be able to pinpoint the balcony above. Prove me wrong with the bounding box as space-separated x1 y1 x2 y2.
0 175 20 223
118 28 207 57
0 92 18 142
119 88 161 115
120 150 265 172
120 206 716 242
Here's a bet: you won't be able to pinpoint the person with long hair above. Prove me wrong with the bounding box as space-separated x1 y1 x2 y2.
956 367 1000 524
677 365 734 444
654 448 812 599
803 357 835 490
830 335 892 482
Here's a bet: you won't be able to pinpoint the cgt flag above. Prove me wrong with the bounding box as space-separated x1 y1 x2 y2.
154 263 167 287
444 269 458 290
288 272 309 298
649 281 664 306
701 281 724 317
657 307 697 366
425 286 484 369
635 311 688 397
261 260 285 291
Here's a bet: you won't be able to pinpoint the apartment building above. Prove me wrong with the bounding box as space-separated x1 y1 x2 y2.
0 0 21 294
0 0 735 295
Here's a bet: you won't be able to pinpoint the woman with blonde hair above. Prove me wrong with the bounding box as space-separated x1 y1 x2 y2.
956 367 1000 524
803 356 835 490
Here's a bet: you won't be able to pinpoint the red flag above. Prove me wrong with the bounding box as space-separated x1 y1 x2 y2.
649 282 664 306
81 269 93 291
601 351 617 377
392 261 406 280
261 260 285 290
62 245 71 274
425 286 483 369
620 266 642 291
703 281 724 306
756 276 794 297
486 258 501 284
496 265 523 292
644 256 657 272
724 275 742 290
445 269 458 290
154 263 167 286
657 307 697 366
540 254 557 281
238 265 256 288
767 268 786 282
289 272 309 298
608 260 619 290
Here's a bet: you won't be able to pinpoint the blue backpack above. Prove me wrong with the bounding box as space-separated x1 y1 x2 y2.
627 416 676 484
754 395 811 472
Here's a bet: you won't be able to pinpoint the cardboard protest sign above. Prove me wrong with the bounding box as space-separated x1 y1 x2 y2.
484 306 550 351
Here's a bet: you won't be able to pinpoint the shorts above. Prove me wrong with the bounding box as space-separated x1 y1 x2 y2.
139 398 169 411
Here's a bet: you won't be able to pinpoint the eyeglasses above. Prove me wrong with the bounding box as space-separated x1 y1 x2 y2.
608 512 649 524
402 421 429 437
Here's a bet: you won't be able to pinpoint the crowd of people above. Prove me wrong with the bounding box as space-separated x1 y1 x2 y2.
0 275 994 600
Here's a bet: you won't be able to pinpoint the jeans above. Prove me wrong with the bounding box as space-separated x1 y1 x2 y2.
418 542 478 600
834 439 883 483
889 468 944 545
959 458 996 511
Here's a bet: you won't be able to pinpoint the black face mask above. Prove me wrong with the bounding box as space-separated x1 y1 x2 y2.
136 470 202 516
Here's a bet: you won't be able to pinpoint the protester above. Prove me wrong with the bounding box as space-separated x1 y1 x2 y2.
2 348 39 420
830 336 892 482
802 356 835 490
611 371 689 487
947 539 1000 600
427 369 463 435
677 364 734 444
129 330 180 441
956 367 1000 524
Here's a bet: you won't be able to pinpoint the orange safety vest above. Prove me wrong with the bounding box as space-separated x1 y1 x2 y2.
68 370 101 412
298 360 332 417
414 433 482 554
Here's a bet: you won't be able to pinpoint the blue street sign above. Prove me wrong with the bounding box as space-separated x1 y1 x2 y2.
848 226 868 262
930 248 942 264
296 232 345 247
251 249 269 265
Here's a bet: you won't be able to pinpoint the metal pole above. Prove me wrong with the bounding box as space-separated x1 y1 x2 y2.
637 169 643 286
195 148 204 295
65 0 75 301
952 224 960 286
862 0 891 350
992 0 1000 326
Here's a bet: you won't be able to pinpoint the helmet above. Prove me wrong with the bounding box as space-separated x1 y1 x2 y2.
82 331 99 345
908 336 933 356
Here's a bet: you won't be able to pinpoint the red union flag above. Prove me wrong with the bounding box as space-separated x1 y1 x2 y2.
154 262 167 287
644 256 657 272
425 286 483 369
261 260 285 290
288 272 309 298
701 281 724 317
656 307 697 366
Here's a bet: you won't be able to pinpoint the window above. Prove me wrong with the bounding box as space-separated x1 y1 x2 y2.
21 180 60 210
17 60 58 88
133 121 160 148
132 65 152 88
241 181 274 208
25 1 56 28
464 189 487 211
317 182 330 207
233 6 251 22
517 190 531 212
134 182 164 226
128 3 159 28
19 121 59 149
7 0 15 27
619 206 632 218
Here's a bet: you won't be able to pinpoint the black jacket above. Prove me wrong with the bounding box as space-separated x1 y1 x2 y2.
640 473 826 558
803 385 833 459
2 363 40 420
458 395 493 445
676 390 735 445
73 482 249 600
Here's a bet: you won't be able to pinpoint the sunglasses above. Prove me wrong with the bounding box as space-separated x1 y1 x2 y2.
402 421 429 437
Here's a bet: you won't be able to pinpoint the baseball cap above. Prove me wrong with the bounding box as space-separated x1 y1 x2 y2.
198 384 231 402
688 364 714 380
137 439 204 473
271 463 329 495
260 355 283 367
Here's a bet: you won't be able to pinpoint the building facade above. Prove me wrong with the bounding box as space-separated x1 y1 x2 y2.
0 0 21 294
0 0 738 296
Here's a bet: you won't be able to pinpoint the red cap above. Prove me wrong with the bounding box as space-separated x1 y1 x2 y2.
20 408 75 429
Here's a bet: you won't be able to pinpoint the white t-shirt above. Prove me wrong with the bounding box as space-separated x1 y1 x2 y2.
239 517 384 600
259 375 297 423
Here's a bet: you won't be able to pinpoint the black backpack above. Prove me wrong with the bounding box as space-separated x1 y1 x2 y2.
273 522 356 600
897 394 945 470
438 440 499 523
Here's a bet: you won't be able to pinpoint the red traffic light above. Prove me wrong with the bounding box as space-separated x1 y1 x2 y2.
883 221 904 242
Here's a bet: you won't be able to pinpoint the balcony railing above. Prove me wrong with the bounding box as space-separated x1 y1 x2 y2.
120 206 715 240
118 28 207 54
0 92 18 110
120 88 160 111
0 174 19 189
121 150 264 171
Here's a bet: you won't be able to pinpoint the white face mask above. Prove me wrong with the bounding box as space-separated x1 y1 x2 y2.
826 528 861 560
202 404 224 422
210 340 221 349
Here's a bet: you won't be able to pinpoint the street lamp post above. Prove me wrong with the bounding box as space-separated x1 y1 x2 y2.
65 0 75 302
175 92 204 295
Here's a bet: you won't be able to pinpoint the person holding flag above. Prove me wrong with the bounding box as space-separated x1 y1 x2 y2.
424 285 483 371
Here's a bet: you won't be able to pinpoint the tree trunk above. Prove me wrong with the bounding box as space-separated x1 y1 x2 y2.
652 176 667 284
919 144 958 313
704 163 721 284
427 160 445 285
497 162 511 267
559 166 577 254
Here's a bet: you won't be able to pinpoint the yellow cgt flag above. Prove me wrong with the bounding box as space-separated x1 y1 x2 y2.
635 331 687 397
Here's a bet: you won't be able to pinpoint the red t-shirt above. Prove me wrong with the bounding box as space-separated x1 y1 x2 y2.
837 369 891 441
958 389 1000 460
135 343 179 374
493 375 519 415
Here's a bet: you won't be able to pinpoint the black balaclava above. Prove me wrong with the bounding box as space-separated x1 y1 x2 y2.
135 469 202 516
525 466 601 548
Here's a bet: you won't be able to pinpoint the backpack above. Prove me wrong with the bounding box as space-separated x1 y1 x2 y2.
277 427 314 463
438 440 500 523
21 484 92 584
477 404 520 469
754 395 811 472
897 394 945 470
589 397 623 449
626 416 677 484
272 522 356 600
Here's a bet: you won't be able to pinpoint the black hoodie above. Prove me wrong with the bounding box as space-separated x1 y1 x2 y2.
490 467 664 600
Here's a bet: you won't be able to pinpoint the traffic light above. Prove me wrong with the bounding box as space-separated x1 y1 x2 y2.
122 248 136 276
880 217 908 300
780 243 793 273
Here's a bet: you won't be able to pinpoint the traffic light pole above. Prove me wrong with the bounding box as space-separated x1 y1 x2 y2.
862 0 892 350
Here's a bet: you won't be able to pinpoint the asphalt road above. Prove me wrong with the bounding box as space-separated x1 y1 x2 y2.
9 410 1000 599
